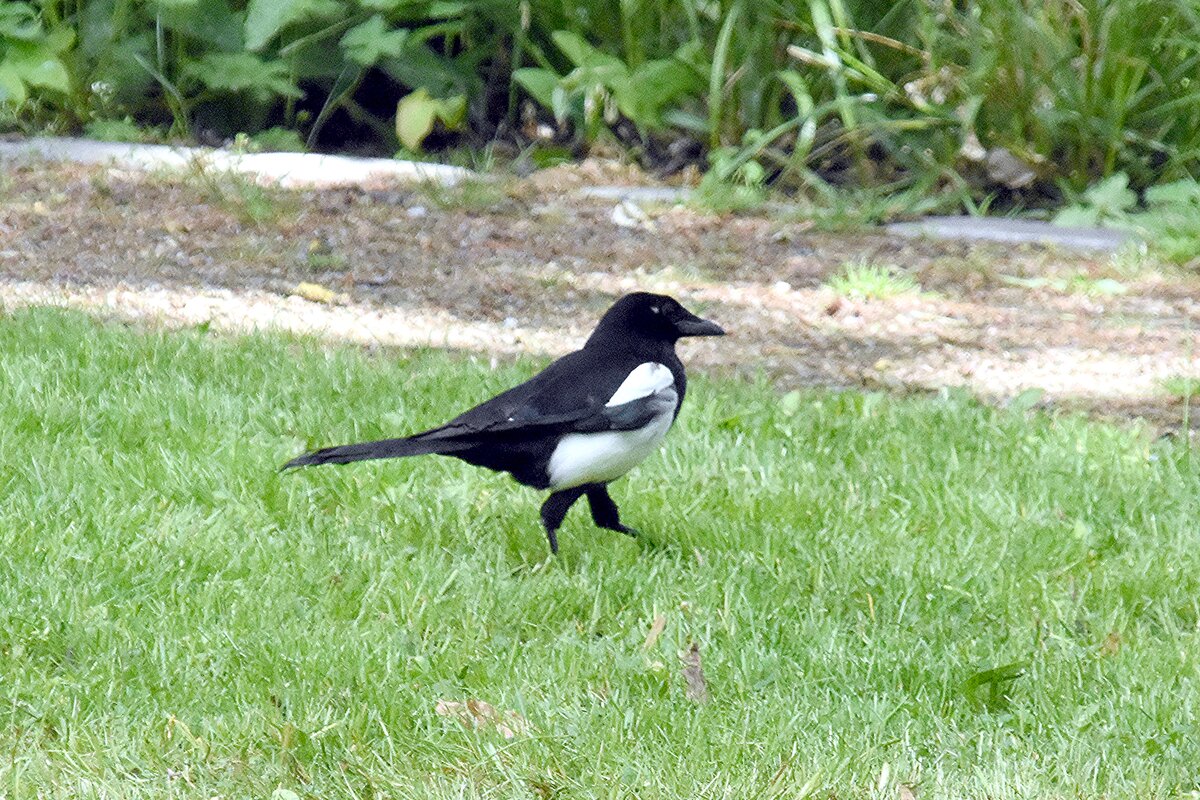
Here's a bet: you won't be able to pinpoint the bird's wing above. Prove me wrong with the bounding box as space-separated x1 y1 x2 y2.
413 355 675 441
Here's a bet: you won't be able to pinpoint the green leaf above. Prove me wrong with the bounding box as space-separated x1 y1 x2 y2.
394 88 465 150
0 65 28 105
4 41 70 93
395 88 437 150
341 15 408 66
244 0 340 51
780 390 803 417
380 42 478 98
962 660 1028 711
155 0 243 51
1052 205 1099 227
434 93 465 127
1083 172 1136 217
551 31 624 72
427 1 468 16
1145 180 1200 208
0 3 41 41
1006 387 1044 413
513 67 560 108
183 52 302 101
617 56 703 126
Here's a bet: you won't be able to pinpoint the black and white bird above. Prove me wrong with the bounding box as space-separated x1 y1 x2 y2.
285 292 725 554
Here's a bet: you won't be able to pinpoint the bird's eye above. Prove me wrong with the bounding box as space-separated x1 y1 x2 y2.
650 305 660 314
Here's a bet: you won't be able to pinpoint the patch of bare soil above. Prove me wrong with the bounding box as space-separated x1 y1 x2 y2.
1 161 1197 430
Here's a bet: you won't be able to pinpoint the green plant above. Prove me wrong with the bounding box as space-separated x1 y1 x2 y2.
1056 173 1200 265
691 143 768 213
825 261 920 299
5 0 1200 206
82 116 155 143
395 88 466 151
514 32 704 139
1161 375 1200 400
188 165 292 227
0 2 71 107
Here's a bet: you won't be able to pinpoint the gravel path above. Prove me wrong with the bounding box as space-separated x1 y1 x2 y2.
2 160 1197 430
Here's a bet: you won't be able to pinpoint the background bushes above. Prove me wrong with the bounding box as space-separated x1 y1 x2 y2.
4 0 1199 200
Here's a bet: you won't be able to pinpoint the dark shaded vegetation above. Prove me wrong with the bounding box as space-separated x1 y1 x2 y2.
3 0 1199 209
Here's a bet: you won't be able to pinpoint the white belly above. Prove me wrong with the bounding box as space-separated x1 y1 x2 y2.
547 402 675 489
547 361 678 490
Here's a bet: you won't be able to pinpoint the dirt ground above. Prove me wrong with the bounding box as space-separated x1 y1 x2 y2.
2 160 1198 431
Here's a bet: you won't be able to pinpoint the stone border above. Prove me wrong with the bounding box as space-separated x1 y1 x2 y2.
0 136 471 189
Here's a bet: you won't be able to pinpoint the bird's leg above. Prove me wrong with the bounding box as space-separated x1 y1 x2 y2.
540 487 587 555
585 484 638 538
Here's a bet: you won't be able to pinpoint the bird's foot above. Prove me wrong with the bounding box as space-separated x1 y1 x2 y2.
611 524 639 539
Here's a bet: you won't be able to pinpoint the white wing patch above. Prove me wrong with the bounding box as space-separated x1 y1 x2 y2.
606 362 673 407
547 363 678 490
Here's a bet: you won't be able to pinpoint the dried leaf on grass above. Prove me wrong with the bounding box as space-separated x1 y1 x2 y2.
292 282 344 304
642 614 666 651
680 642 709 703
435 699 529 739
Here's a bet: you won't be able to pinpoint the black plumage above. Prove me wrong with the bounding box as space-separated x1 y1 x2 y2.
286 292 724 553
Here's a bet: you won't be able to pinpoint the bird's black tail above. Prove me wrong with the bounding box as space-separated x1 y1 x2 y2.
283 435 465 469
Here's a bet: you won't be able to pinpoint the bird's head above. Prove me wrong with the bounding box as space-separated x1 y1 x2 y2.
589 292 726 345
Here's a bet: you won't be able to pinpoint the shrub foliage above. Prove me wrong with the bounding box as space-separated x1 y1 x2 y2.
4 0 1200 195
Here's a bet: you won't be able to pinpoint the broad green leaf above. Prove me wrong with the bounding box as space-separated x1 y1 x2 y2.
0 3 41 41
617 56 703 126
155 0 243 51
513 67 560 108
341 15 409 66
380 43 477 97
43 27 75 54
183 52 302 101
1083 172 1136 216
5 41 70 93
0 65 28 105
395 88 465 150
244 0 340 51
434 93 465 127
395 88 438 150
551 30 624 71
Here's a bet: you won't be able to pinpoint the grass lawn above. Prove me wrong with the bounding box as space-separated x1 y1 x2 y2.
1 307 1198 799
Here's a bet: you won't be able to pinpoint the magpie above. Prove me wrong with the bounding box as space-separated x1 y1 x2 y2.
285 292 725 554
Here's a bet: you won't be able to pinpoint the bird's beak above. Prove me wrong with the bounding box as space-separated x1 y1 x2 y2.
674 314 726 337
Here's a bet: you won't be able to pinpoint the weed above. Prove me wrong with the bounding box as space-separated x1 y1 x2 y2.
825 261 920 299
1161 376 1200 400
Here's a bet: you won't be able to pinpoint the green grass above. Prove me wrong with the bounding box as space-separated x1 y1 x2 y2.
1161 375 1200 401
825 262 921 300
2 308 1199 798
